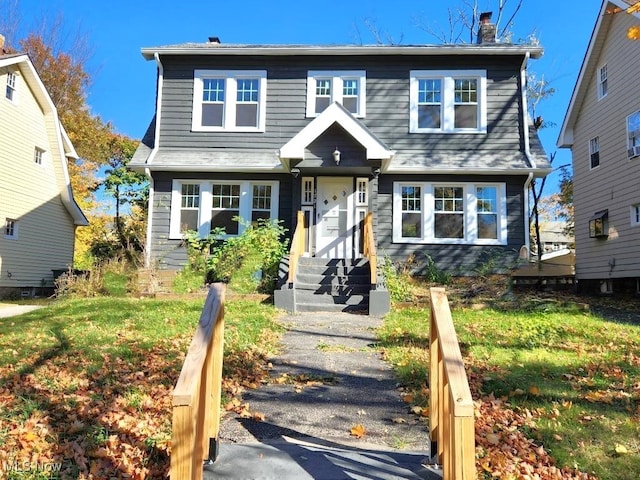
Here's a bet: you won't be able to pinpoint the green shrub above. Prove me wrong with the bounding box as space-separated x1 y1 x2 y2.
381 255 414 304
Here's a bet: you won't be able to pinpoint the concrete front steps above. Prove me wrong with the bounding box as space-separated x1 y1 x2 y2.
295 257 371 313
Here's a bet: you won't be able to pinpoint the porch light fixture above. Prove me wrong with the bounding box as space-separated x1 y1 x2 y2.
333 147 341 165
290 167 300 178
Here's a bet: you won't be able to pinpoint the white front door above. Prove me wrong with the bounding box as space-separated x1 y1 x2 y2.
315 177 354 259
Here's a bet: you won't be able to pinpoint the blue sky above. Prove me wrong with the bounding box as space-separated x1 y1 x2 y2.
11 0 603 194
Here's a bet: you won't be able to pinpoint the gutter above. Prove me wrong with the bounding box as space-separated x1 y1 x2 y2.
521 51 535 257
143 52 164 267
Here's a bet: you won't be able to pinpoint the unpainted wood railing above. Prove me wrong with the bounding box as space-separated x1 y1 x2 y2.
287 210 306 285
362 212 377 286
429 287 475 479
171 283 226 480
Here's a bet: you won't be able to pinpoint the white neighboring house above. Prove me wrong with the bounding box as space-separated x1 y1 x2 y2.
558 0 640 294
0 52 88 297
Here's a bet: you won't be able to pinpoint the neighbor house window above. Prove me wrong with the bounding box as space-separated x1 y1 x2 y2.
6 71 16 101
4 218 17 239
597 64 607 99
589 210 608 238
170 180 279 239
410 70 487 133
192 70 267 131
627 110 640 158
306 71 366 117
589 137 600 169
34 147 44 165
631 204 640 227
393 182 506 244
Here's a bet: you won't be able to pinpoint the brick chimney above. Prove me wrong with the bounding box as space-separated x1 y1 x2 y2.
477 12 496 44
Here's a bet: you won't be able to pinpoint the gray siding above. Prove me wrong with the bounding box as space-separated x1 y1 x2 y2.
149 172 293 269
376 174 527 275
158 54 525 154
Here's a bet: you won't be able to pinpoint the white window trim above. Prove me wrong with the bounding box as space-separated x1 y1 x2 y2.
631 204 640 228
4 218 17 239
597 64 607 100
392 182 506 245
306 70 366 118
627 110 640 158
192 70 267 132
410 70 487 134
34 147 45 166
169 179 279 239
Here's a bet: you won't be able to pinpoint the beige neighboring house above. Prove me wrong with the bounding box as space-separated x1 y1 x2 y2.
0 51 88 297
558 0 640 295
539 221 574 254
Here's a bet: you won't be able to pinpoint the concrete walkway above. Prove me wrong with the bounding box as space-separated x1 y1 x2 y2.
210 312 440 480
0 304 44 318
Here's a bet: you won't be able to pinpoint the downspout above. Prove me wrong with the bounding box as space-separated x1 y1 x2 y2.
521 51 535 257
144 52 164 267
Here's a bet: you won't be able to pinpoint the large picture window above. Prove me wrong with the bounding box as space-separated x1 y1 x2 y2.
306 71 366 117
410 70 487 133
192 70 267 132
170 180 279 238
393 182 506 245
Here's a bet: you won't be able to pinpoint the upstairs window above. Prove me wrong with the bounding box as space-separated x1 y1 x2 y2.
631 204 640 227
192 70 267 132
6 71 16 102
306 71 366 117
4 218 17 239
597 64 608 100
34 147 45 165
410 70 487 133
589 136 600 169
627 111 640 159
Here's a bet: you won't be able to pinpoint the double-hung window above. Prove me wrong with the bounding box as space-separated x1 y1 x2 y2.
306 71 366 117
34 147 45 165
170 180 279 239
627 110 640 158
630 203 640 228
6 71 16 102
4 218 17 239
393 182 506 244
410 70 487 133
192 70 267 132
597 64 608 100
589 137 600 169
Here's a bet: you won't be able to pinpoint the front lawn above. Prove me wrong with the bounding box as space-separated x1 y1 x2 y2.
0 295 281 479
379 299 640 479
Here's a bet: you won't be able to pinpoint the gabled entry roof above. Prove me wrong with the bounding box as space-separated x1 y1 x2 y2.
279 102 395 170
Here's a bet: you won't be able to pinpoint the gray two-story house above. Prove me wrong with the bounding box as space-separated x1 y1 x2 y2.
131 26 550 309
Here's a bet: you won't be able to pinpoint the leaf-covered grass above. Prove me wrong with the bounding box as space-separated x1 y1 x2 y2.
379 304 640 479
0 295 282 479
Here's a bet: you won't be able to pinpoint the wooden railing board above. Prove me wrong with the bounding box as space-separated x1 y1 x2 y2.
429 287 475 479
287 211 305 285
363 212 377 286
170 284 226 480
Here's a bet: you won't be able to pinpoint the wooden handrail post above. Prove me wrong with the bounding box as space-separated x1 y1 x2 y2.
171 284 225 480
429 287 475 479
287 211 305 286
363 212 377 286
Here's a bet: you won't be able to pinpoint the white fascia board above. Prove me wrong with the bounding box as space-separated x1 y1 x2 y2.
280 102 393 160
386 166 553 176
142 44 544 61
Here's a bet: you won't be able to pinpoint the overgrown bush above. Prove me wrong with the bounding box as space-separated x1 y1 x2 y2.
181 219 288 294
381 255 415 304
423 253 451 285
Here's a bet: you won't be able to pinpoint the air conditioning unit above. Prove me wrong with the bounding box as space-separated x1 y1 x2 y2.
629 146 640 158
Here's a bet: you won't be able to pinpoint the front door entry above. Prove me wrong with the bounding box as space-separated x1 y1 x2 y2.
315 177 354 259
